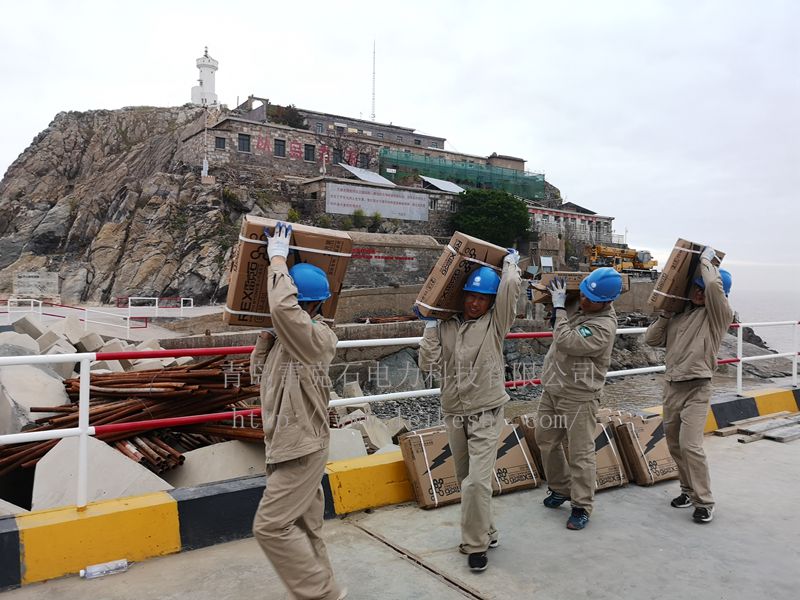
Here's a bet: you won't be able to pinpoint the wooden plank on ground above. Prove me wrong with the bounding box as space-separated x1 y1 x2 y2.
729 411 792 426
714 426 740 437
763 424 800 443
739 415 800 435
737 434 765 444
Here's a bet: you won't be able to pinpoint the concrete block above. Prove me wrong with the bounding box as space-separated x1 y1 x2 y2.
375 444 401 455
0 332 38 353
161 441 265 488
384 416 411 442
160 358 177 367
44 345 79 380
76 332 104 353
175 356 195 366
0 365 70 435
129 359 165 372
136 339 163 351
328 428 368 462
346 402 373 415
12 315 47 339
0 499 28 516
343 380 364 398
349 415 392 451
338 409 368 428
99 339 133 370
90 360 124 372
35 330 67 352
31 436 172 510
42 315 84 344
42 339 77 356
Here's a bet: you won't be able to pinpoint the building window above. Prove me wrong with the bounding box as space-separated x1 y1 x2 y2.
397 135 403 142
274 139 286 157
304 144 315 162
316 122 323 134
215 137 226 150
335 125 344 135
332 148 342 164
403 149 411 154
414 139 421 146
238 134 251 153
429 197 438 211
358 153 369 168
431 141 439 148
357 129 363 134
450 200 458 213
376 132 384 139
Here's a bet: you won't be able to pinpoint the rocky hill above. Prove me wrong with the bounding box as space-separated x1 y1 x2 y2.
0 106 291 304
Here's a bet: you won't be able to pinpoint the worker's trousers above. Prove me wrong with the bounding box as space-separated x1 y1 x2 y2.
535 391 598 515
662 379 714 509
253 448 343 600
444 406 504 554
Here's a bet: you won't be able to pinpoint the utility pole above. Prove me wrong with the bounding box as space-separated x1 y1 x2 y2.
371 40 376 122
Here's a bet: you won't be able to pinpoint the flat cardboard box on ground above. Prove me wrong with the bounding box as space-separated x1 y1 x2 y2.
613 415 679 485
648 238 725 313
399 423 539 509
512 415 627 490
415 231 507 319
530 272 630 304
224 216 352 327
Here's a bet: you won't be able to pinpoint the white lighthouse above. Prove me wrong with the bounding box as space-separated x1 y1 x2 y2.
191 47 219 106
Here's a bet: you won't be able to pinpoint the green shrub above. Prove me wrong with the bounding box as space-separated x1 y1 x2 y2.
340 217 353 231
315 214 332 228
287 208 301 223
352 208 367 228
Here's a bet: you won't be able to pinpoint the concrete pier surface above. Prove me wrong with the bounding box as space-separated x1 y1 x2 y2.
6 434 797 600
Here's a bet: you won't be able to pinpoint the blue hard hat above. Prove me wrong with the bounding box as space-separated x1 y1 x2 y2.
463 266 500 295
289 263 331 302
580 268 623 302
694 268 732 297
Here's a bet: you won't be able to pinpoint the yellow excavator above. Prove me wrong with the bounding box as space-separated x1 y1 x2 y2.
585 245 658 278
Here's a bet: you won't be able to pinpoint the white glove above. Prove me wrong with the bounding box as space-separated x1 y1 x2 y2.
266 222 291 260
504 248 520 266
424 319 439 329
700 246 717 263
548 277 567 309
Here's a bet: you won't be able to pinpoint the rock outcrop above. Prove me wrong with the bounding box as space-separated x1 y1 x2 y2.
0 106 290 303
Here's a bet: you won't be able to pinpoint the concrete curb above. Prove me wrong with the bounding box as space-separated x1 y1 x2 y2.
2 386 797 591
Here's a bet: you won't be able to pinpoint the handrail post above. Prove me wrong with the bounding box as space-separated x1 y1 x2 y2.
736 325 743 395
793 322 798 388
83 308 88 330
77 358 91 510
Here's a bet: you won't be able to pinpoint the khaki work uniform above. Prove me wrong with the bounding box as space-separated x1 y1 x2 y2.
536 302 617 515
645 260 733 509
250 260 343 600
419 261 522 553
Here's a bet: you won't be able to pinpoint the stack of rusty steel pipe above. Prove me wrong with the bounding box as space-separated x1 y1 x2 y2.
0 357 263 477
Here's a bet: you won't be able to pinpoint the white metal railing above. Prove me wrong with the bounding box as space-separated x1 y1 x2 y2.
4 298 43 324
735 321 799 394
0 322 797 510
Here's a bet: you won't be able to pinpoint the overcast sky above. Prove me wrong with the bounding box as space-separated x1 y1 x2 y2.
1 0 798 296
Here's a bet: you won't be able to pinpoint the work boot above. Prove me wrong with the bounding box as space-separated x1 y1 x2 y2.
670 493 692 508
543 488 570 508
566 507 590 530
693 507 714 524
468 552 488 572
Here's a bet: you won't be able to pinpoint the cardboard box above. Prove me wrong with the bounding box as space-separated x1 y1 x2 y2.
224 216 352 327
614 415 679 486
529 272 630 304
399 423 540 510
648 238 725 312
415 232 507 319
512 414 627 490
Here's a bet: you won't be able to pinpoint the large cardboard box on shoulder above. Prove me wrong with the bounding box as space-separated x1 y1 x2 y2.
399 423 540 509
415 232 508 319
529 271 630 304
224 216 352 327
648 238 725 313
512 414 627 490
613 415 679 486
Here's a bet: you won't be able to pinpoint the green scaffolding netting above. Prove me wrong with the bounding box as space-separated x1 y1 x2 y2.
379 149 545 200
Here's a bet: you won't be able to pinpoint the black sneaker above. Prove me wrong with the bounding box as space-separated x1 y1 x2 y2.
693 507 714 523
670 493 692 508
543 488 571 508
468 552 488 572
566 507 590 530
